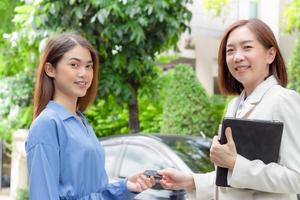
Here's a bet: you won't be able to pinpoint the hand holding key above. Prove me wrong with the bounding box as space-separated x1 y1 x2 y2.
144 170 162 182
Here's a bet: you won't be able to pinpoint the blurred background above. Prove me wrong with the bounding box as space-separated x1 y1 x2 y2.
0 0 299 199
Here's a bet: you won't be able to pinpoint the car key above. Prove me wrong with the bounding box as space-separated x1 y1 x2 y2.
144 170 162 181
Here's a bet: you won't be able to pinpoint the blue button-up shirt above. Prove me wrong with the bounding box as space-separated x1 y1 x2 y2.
25 101 135 200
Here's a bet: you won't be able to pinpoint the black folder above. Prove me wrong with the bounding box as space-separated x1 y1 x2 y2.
216 118 283 187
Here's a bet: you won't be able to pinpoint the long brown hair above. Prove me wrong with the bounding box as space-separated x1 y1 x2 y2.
218 18 287 95
33 33 99 119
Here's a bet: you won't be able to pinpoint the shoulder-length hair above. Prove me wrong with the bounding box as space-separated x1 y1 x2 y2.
33 33 99 119
218 18 287 95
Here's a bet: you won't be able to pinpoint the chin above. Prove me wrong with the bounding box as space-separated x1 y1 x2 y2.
76 91 88 97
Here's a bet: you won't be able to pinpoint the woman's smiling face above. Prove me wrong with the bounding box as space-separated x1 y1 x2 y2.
225 26 275 95
47 45 94 101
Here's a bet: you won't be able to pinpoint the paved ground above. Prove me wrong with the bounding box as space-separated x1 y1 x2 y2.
0 188 10 200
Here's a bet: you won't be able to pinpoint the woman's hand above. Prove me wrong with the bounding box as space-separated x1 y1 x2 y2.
210 127 237 170
158 168 195 191
127 172 155 193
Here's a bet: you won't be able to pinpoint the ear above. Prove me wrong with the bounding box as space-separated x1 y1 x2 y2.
44 62 56 78
266 47 276 64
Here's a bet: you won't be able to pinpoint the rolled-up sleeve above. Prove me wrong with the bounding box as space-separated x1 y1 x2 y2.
102 179 138 200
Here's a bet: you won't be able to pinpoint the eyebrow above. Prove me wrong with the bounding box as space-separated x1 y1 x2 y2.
69 57 93 64
227 40 255 47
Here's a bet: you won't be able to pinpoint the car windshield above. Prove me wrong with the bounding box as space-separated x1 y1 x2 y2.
157 136 214 173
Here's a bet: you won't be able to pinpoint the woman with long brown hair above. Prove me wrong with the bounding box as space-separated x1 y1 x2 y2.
158 18 300 200
26 33 155 200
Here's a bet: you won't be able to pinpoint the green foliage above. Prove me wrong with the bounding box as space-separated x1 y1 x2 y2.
16 188 29 200
210 94 229 126
0 36 39 77
0 0 38 78
161 64 219 137
85 96 129 137
86 66 169 136
288 36 300 92
284 0 300 33
12 0 192 132
202 0 231 16
0 0 18 33
0 69 34 141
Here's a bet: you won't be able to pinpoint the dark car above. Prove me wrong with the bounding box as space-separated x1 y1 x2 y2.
100 134 214 200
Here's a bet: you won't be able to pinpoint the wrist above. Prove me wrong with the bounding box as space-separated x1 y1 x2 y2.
229 155 237 170
185 173 196 191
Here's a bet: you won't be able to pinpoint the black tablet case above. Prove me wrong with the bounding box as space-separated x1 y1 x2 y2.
216 118 283 187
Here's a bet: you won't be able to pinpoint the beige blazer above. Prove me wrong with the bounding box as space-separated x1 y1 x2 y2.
193 76 300 200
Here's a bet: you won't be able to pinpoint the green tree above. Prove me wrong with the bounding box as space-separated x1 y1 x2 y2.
288 37 300 93
161 64 217 137
284 0 300 33
13 0 192 133
202 0 231 16
284 1 300 92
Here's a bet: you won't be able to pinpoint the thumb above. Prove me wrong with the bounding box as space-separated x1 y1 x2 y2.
225 127 234 144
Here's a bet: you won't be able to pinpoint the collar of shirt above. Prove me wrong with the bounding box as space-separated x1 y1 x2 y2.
46 100 83 121
241 75 278 105
235 75 278 118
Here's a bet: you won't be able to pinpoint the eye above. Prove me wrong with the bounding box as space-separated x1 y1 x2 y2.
86 64 93 69
226 48 234 54
70 63 79 68
244 45 253 50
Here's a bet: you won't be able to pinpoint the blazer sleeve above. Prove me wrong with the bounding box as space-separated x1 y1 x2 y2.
193 171 215 200
26 118 60 200
227 90 300 193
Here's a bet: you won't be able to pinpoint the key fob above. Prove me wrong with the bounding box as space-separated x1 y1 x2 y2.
144 170 162 181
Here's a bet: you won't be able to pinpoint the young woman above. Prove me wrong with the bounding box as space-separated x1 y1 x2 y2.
25 33 155 200
158 18 300 200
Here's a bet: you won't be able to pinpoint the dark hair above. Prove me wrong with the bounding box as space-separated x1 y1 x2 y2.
33 33 99 119
218 18 287 95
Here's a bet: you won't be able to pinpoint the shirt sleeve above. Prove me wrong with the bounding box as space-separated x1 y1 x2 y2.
228 90 300 193
102 179 138 200
26 117 60 200
193 171 215 200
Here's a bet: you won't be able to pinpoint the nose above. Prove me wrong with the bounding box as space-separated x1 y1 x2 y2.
233 51 244 63
78 66 89 77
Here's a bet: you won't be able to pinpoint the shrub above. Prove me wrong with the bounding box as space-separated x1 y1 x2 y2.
85 96 129 137
161 64 218 137
288 36 300 93
0 69 34 141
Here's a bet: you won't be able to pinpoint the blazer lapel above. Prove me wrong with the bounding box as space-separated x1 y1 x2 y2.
235 76 279 119
237 103 256 118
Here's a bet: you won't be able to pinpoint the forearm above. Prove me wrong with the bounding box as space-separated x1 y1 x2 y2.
228 155 300 193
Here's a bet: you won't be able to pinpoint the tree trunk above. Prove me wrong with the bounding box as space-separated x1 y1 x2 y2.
128 80 140 133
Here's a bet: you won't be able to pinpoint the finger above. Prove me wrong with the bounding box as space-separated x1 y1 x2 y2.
137 177 149 190
210 136 220 153
143 176 155 188
134 183 142 192
225 127 234 144
149 177 156 186
160 180 173 190
158 168 174 176
212 136 220 146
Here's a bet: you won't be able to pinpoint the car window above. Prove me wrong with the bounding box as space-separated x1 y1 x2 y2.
104 145 122 176
119 145 171 178
161 137 214 172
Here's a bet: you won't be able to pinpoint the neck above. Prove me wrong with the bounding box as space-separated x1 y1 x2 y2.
53 93 77 115
244 75 270 97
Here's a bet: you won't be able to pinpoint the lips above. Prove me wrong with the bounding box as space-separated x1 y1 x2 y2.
235 65 250 72
74 81 88 87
